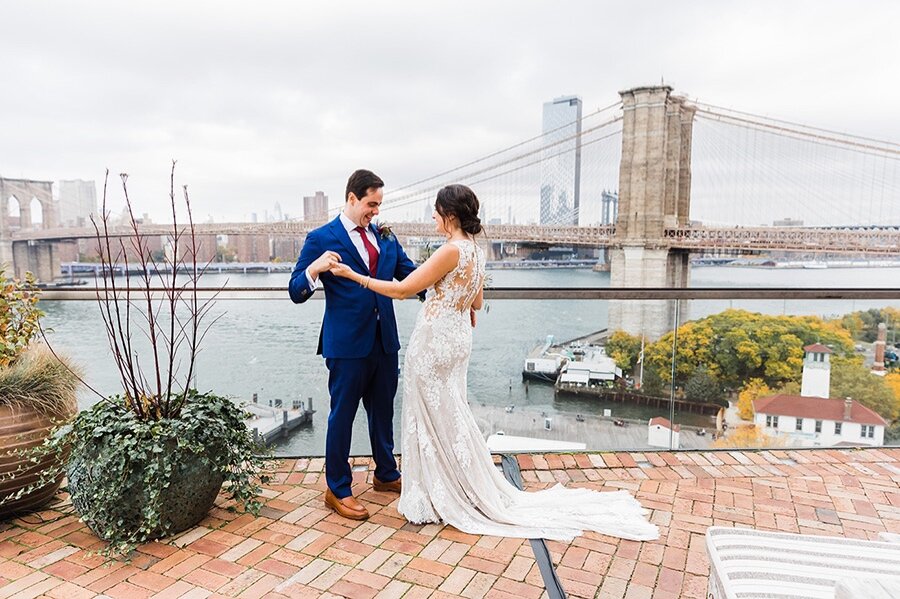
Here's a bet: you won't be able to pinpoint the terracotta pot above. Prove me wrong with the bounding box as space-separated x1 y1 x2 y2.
0 402 74 518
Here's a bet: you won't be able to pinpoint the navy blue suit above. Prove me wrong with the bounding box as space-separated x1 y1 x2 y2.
288 216 417 498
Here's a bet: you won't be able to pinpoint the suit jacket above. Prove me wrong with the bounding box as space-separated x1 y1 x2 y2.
288 216 418 359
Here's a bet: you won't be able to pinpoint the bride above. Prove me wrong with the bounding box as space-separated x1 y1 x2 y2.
330 184 658 542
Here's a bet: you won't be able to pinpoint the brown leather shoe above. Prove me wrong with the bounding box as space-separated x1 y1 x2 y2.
324 489 369 520
373 476 402 493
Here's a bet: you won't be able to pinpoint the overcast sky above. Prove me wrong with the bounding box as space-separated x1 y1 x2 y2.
2 1 899 224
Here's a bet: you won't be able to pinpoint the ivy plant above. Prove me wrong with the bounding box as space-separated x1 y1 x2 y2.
11 390 272 557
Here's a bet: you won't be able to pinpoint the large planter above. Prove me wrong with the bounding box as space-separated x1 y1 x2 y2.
67 442 224 541
56 391 267 556
0 401 76 518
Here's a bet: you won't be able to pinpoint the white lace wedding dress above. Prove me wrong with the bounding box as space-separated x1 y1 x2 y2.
397 239 659 542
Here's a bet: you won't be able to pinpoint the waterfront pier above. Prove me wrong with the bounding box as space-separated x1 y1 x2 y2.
244 394 315 445
468 403 714 450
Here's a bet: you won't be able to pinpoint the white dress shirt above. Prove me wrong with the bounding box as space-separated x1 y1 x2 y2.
305 212 380 290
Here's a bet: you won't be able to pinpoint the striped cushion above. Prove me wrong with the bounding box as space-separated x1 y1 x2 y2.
834 576 900 599
706 526 900 599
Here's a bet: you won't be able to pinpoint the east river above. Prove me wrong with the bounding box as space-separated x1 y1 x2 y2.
39 265 900 455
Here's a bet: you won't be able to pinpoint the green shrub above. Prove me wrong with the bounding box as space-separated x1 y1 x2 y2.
0 268 43 368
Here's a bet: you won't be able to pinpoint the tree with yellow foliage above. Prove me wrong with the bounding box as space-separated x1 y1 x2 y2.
840 307 900 342
606 330 642 373
736 378 770 421
642 309 854 393
880 372 900 421
712 424 780 448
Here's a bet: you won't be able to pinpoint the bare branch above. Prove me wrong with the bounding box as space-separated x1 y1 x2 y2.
91 171 140 411
121 173 163 405
88 162 215 421
164 161 180 415
38 323 108 403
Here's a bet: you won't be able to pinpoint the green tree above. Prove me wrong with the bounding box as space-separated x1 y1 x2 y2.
216 245 237 263
839 307 900 342
885 421 900 445
830 355 898 420
0 268 43 368
640 364 666 397
684 366 724 404
839 312 866 341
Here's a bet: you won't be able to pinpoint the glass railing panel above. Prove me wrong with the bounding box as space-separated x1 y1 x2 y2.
668 296 900 452
41 297 619 455
36 287 900 456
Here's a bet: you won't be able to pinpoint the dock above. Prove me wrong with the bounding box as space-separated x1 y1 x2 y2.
60 261 294 277
525 328 609 360
523 328 610 382
564 328 609 346
243 394 315 445
485 259 600 269
468 403 714 450
554 384 722 415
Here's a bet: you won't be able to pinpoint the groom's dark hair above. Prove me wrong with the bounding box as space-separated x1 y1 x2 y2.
345 169 384 202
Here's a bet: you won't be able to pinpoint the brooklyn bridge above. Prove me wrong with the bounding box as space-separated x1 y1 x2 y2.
3 85 900 337
7 220 900 254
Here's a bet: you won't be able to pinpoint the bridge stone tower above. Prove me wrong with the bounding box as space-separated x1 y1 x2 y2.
608 86 696 339
1 178 61 281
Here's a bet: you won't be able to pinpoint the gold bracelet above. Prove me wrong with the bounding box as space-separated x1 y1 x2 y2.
361 276 371 289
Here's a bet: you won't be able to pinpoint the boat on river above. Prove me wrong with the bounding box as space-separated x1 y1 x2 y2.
522 329 615 383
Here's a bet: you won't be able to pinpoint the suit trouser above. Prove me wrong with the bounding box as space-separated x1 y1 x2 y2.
324 329 401 498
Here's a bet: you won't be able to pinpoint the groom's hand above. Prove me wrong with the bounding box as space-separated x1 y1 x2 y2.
310 251 342 278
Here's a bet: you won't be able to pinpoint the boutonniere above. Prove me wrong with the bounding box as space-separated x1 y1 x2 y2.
375 222 394 241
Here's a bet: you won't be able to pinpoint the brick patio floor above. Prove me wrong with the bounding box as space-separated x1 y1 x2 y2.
0 447 898 598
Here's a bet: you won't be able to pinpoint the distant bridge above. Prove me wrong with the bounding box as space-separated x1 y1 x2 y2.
13 222 900 255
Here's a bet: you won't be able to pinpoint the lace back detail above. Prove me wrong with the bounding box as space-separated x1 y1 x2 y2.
424 239 484 318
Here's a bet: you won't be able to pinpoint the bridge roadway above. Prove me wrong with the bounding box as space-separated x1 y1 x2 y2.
10 222 900 255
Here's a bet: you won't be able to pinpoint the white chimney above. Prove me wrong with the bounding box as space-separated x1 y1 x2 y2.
844 397 852 421
801 344 832 398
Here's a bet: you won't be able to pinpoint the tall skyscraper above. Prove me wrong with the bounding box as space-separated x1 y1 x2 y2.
57 179 96 227
540 96 582 226
601 190 619 225
303 191 328 222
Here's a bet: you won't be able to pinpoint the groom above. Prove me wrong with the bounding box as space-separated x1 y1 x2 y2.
288 169 418 520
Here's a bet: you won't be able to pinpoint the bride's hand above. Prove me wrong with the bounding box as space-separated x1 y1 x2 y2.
330 263 354 279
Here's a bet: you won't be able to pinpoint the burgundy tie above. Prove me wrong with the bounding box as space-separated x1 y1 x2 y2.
354 226 379 277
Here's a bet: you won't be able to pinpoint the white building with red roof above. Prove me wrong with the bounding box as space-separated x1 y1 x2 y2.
753 344 887 446
648 417 681 449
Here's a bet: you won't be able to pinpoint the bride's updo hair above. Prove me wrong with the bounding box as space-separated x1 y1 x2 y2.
435 184 483 235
